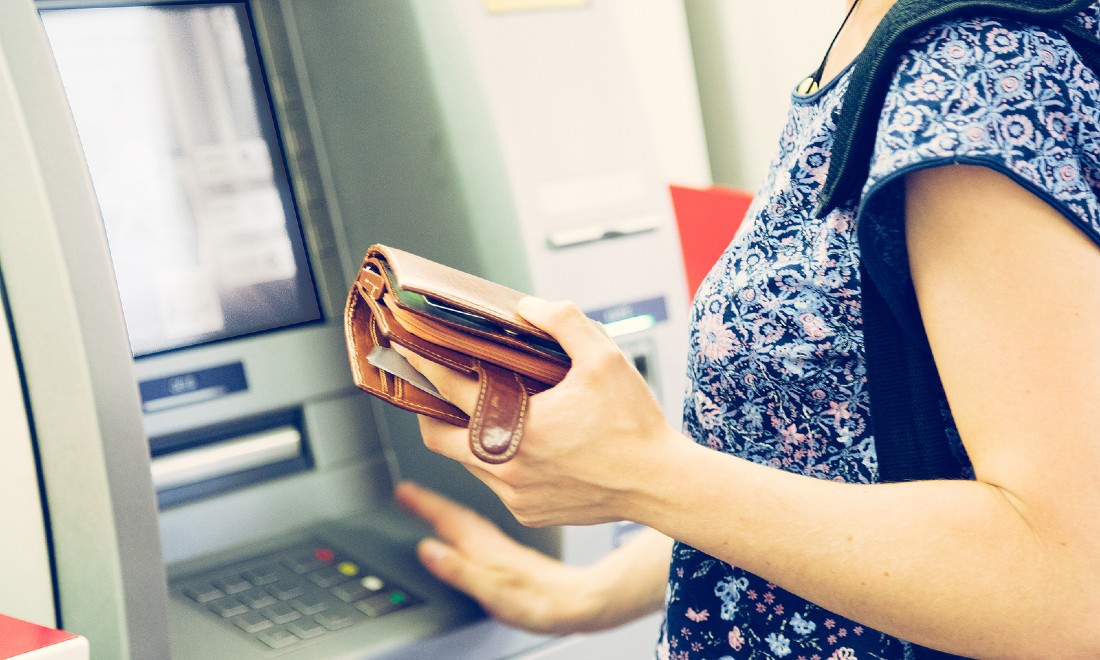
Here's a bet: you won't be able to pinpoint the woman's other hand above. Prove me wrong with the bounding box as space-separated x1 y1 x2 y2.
395 298 688 528
394 481 671 634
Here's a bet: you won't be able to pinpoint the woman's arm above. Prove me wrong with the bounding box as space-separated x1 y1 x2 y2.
642 164 1100 657
395 481 671 635
403 165 1100 656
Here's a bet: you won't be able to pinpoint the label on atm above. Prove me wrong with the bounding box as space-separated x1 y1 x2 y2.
139 362 248 413
586 297 668 338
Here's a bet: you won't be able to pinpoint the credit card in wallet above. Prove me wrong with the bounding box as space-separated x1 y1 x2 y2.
367 346 447 402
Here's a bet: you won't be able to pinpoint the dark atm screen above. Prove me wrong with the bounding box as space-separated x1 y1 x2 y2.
41 3 321 357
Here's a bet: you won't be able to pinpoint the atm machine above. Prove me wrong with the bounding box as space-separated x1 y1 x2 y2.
0 0 709 658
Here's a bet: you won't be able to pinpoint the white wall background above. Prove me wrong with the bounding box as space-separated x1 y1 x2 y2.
612 0 714 189
684 0 843 191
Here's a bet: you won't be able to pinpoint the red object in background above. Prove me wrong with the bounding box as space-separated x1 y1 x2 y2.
669 185 753 298
0 614 84 659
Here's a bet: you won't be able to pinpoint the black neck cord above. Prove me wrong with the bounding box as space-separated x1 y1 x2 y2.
801 0 862 94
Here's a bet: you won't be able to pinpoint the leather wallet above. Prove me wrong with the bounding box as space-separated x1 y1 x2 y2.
344 244 570 463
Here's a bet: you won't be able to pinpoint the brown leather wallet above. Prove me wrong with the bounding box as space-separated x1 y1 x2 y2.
344 244 570 463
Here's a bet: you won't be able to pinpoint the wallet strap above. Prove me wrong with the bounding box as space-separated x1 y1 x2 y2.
469 361 530 464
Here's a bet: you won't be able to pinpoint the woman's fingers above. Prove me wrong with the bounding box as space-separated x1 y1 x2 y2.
395 481 584 633
392 344 480 415
413 420 522 510
415 537 478 589
391 486 503 602
517 297 617 365
416 415 480 464
395 483 523 607
395 481 501 547
393 481 474 543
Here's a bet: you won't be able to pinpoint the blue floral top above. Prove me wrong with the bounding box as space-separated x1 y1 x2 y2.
658 9 1100 660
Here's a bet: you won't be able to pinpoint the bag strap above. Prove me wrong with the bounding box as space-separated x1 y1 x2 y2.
861 269 960 484
825 4 1100 656
863 281 970 652
832 1 1100 475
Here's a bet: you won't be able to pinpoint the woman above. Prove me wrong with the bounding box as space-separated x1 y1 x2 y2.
394 0 1100 656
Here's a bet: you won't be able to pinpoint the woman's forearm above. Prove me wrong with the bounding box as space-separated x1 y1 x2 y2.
571 527 673 632
627 437 1100 658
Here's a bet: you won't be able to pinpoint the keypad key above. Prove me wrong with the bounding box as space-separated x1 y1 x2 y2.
288 619 327 640
284 553 323 574
183 585 223 604
242 564 281 586
356 591 417 618
315 609 359 631
239 588 277 610
290 594 328 616
283 552 321 572
355 593 401 618
332 582 369 603
258 629 298 649
267 580 304 601
308 566 350 588
262 602 301 625
354 595 397 618
209 598 249 618
213 575 251 595
233 611 274 634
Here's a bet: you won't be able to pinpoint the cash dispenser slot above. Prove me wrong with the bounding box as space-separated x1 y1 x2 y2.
150 410 311 509
545 214 661 250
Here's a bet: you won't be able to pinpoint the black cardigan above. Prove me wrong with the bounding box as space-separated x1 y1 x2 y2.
821 0 1100 481
822 5 1100 655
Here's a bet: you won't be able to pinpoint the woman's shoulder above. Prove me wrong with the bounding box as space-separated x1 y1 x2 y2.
819 2 1100 217
869 5 1100 192
895 4 1100 87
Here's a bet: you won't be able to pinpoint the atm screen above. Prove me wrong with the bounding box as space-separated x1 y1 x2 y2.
41 3 321 357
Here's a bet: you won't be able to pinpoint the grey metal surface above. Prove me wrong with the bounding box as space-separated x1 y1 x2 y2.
0 1 171 656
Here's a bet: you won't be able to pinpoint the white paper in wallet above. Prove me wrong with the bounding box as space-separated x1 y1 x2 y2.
366 346 446 401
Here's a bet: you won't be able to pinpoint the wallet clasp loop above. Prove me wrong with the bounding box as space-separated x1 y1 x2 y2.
358 264 387 301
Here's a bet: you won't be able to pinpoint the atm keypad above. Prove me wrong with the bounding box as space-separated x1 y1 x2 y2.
175 542 420 650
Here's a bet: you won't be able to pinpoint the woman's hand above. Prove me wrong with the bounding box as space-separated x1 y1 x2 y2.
394 481 593 634
395 481 672 634
395 298 687 528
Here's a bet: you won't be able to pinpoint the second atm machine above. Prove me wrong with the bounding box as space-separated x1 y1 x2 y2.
27 0 709 657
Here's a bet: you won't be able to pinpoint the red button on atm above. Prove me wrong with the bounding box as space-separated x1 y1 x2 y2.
314 548 335 563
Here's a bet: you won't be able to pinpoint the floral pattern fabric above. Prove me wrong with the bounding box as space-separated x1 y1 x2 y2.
658 9 1100 660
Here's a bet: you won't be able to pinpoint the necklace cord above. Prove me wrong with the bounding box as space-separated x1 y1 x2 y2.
809 0 862 91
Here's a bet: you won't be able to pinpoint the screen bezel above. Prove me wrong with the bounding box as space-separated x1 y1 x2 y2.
39 0 326 359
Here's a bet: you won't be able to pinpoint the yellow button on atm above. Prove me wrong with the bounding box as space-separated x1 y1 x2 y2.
337 561 359 577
